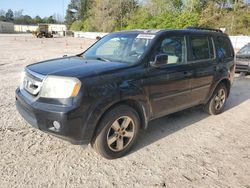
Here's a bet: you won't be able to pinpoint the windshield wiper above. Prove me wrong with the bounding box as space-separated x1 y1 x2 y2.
95 56 111 62
79 55 111 62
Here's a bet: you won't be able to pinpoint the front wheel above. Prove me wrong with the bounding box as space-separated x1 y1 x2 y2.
204 83 228 115
92 105 140 159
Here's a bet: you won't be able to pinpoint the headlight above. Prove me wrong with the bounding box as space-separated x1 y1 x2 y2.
40 76 81 98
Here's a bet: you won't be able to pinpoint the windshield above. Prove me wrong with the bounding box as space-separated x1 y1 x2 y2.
82 33 155 64
238 44 250 55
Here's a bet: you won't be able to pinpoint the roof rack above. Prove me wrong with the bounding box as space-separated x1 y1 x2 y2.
186 26 223 33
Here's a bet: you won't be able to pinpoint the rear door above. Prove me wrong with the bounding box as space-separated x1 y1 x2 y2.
188 35 217 104
147 34 194 118
215 36 235 82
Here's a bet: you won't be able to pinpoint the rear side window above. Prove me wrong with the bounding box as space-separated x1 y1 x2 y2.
190 37 214 61
217 37 233 58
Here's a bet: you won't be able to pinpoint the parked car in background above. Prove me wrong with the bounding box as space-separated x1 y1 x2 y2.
236 43 250 74
16 27 235 159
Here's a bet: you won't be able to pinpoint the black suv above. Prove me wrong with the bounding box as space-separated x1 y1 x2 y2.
16 27 235 159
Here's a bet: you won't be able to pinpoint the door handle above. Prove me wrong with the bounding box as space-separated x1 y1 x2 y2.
183 71 193 77
214 65 220 71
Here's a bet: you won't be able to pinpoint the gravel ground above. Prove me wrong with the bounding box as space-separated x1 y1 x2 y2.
0 34 250 188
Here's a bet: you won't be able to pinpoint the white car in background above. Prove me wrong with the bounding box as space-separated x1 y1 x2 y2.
236 43 250 74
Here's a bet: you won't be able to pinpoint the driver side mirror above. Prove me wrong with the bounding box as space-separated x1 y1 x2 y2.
150 54 168 67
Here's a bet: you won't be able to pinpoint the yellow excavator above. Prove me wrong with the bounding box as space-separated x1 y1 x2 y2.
33 24 53 38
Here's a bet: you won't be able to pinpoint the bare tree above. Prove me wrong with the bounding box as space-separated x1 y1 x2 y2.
14 10 23 19
0 10 6 16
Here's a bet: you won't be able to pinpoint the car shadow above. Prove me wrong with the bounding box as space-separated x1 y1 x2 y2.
224 75 250 110
132 106 208 153
131 76 250 154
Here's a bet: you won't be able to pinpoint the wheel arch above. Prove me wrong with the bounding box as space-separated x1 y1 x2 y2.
206 77 231 104
91 99 149 143
220 78 231 97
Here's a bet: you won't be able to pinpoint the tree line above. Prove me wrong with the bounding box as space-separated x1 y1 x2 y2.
66 0 250 35
0 9 62 25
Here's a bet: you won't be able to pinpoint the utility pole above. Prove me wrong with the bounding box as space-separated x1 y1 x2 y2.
230 0 238 34
102 0 104 32
62 0 65 22
120 0 122 30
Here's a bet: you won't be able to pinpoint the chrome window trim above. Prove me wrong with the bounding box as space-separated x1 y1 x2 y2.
211 36 217 60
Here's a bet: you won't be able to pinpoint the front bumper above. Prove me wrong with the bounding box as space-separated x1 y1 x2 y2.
235 63 250 73
15 88 89 145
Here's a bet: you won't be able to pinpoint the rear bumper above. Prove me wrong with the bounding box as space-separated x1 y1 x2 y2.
15 88 90 145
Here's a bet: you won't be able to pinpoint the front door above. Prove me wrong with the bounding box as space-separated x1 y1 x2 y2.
147 35 194 118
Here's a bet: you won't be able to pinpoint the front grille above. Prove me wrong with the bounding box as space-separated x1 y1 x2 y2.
21 69 45 96
236 64 249 71
236 62 249 66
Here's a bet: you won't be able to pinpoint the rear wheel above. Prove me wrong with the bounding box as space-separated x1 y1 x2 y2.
204 83 228 115
92 105 140 159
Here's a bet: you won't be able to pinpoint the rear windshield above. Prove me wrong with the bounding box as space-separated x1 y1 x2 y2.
238 44 250 55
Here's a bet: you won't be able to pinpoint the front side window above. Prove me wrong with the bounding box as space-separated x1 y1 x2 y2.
237 44 250 55
155 36 186 65
191 37 213 61
83 33 154 64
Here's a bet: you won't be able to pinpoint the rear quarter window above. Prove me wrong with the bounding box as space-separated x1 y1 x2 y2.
216 36 233 59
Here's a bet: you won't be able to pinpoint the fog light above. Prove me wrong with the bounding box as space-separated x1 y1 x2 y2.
53 121 61 130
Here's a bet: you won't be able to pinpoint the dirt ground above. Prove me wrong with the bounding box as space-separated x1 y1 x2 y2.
0 34 249 188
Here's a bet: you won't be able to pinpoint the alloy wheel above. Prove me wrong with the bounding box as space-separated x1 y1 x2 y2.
214 88 226 110
107 116 135 152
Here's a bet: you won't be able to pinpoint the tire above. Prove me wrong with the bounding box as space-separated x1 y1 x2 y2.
92 105 140 159
204 83 228 115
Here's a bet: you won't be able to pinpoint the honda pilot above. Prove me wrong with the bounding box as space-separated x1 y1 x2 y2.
16 27 235 159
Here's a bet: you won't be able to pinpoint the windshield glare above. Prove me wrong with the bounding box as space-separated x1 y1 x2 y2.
83 33 154 64
238 44 250 55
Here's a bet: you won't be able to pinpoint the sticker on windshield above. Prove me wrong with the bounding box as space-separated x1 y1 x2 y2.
136 34 155 39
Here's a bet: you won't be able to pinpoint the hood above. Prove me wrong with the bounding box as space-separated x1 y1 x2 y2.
27 56 129 78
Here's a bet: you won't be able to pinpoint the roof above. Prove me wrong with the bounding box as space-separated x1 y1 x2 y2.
112 27 228 37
